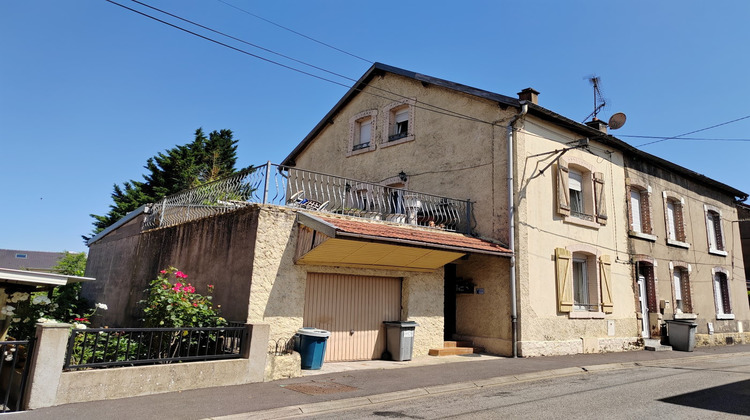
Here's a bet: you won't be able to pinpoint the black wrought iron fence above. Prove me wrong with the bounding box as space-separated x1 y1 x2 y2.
0 339 34 412
63 326 246 370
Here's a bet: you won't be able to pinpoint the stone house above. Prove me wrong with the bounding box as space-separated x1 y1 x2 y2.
281 62 749 356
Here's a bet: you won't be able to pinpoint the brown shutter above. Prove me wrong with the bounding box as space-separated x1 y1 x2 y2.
640 191 651 233
680 271 693 313
599 255 613 313
714 213 725 251
674 202 686 242
556 158 570 216
720 275 731 313
555 248 573 312
593 172 607 225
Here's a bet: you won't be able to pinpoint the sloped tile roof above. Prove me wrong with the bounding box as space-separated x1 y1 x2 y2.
0 249 65 271
315 215 512 256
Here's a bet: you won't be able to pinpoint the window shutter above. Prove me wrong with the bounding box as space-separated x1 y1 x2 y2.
641 192 651 234
720 275 731 314
555 248 573 313
680 272 693 313
599 255 613 313
593 172 607 225
556 158 570 216
674 202 686 242
714 214 724 251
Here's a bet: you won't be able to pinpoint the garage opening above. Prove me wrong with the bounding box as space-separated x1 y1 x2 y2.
303 273 401 362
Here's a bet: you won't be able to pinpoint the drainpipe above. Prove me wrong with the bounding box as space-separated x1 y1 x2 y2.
507 102 528 358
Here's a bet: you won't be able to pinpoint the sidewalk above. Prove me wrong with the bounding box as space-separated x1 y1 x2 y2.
13 344 750 420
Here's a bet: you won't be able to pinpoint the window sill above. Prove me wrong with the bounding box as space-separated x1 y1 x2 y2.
346 144 376 157
667 239 690 249
708 248 728 257
569 311 605 319
673 313 697 320
716 313 735 320
629 231 657 242
563 215 601 230
380 134 415 148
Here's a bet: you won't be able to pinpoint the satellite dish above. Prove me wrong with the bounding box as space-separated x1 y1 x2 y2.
608 112 627 130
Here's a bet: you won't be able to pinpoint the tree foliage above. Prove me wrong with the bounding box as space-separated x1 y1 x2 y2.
86 128 239 240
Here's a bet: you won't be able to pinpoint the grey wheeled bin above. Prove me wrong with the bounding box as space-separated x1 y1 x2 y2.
383 321 419 361
666 320 697 352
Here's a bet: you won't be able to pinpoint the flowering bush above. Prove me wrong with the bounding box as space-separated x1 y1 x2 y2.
140 267 225 328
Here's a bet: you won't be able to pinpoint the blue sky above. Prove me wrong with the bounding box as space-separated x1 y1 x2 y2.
2 1 749 253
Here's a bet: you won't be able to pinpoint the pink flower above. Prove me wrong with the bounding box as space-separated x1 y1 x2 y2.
160 270 168 274
193 303 198 307
175 271 188 279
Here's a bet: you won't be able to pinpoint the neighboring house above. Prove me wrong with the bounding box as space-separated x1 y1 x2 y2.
624 154 748 345
737 202 750 300
280 63 749 356
0 249 65 272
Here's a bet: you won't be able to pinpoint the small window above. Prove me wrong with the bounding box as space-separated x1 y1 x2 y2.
572 258 591 311
569 169 585 217
391 108 409 141
713 271 732 317
666 200 677 240
354 117 372 150
15 254 27 259
630 189 643 233
707 210 724 252
382 100 415 147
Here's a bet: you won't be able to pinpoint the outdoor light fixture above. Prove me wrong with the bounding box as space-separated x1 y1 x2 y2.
398 171 408 182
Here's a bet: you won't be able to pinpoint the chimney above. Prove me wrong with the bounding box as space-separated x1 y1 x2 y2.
585 118 608 134
517 88 539 105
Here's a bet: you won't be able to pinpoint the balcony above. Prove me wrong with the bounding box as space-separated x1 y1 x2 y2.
143 163 473 234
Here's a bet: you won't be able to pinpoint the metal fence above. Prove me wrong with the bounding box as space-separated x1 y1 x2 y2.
0 339 34 412
143 163 473 234
63 326 246 370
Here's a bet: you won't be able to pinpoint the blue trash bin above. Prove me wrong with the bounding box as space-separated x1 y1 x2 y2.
296 328 330 370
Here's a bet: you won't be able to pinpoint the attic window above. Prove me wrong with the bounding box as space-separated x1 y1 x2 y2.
347 110 378 156
382 100 415 147
15 254 27 259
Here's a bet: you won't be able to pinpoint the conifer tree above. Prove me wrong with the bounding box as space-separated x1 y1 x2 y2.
86 128 239 240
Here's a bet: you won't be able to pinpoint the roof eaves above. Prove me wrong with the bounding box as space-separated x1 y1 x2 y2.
87 204 149 247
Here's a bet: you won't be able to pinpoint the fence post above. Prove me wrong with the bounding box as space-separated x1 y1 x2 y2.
465 199 472 234
262 161 272 204
242 323 270 382
22 323 71 410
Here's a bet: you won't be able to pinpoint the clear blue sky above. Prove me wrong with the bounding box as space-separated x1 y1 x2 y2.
2 1 749 254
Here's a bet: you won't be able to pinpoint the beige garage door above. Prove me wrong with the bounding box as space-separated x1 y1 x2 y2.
304 273 402 362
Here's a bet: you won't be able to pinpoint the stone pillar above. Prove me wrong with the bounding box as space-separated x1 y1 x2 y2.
22 323 71 410
243 323 270 382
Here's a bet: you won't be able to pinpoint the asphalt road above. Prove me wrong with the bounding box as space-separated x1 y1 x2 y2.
299 354 750 419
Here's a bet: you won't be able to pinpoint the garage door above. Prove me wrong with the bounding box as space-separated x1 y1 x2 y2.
304 273 401 362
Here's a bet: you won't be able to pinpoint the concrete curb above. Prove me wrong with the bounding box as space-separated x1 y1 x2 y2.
206 351 749 420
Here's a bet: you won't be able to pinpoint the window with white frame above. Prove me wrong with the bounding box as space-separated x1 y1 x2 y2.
706 209 725 253
348 110 377 156
556 157 607 226
555 248 613 316
663 193 688 247
713 271 732 318
382 100 415 147
630 189 643 232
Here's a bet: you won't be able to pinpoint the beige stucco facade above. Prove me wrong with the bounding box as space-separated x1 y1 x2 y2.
623 157 750 346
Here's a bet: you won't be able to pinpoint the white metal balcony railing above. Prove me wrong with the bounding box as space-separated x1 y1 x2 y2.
142 163 474 234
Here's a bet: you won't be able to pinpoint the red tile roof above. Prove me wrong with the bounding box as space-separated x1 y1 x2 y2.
315 215 512 256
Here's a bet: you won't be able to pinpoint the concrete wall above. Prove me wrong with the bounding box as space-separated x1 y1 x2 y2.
624 156 750 343
24 323 270 409
84 207 260 327
514 118 638 356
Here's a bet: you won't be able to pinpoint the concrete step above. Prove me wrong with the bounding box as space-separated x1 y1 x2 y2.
643 338 672 351
429 341 484 356
428 347 476 356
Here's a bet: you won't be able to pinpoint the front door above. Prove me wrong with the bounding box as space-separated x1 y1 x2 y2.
637 274 649 338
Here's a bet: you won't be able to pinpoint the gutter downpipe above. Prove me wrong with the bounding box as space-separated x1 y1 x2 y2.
507 102 528 358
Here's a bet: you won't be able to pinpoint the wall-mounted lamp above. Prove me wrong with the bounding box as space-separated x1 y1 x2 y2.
398 171 408 182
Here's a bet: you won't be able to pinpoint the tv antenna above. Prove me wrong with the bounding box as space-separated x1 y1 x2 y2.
582 75 627 130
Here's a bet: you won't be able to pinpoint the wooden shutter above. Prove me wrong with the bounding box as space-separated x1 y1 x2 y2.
719 275 731 314
674 202 686 242
555 248 573 313
599 255 613 313
714 213 725 251
556 158 570 216
593 172 607 225
680 271 693 313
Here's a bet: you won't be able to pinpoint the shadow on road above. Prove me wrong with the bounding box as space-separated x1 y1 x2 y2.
659 379 750 416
